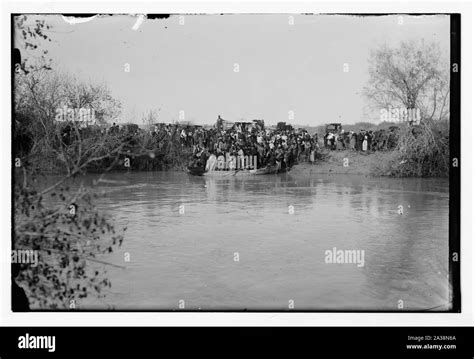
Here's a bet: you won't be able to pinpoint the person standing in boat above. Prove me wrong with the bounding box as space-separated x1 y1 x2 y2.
275 146 284 170
267 148 276 167
198 149 209 168
206 152 217 171
216 151 225 171
228 154 236 170
309 142 316 164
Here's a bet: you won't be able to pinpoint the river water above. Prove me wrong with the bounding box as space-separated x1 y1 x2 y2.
60 171 449 311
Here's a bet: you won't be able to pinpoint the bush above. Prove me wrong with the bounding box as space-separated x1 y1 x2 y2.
14 179 125 309
371 120 449 177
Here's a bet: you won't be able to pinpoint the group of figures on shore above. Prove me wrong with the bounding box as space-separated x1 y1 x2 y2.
53 119 318 172
50 117 401 173
324 127 399 152
175 121 320 171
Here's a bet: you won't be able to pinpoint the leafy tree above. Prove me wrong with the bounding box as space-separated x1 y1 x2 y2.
13 15 127 310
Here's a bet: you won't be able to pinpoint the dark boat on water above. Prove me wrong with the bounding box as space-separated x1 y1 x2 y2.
186 163 292 177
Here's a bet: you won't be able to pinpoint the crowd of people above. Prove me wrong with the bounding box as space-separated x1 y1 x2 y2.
56 117 400 172
324 127 399 152
150 120 320 171
111 119 399 171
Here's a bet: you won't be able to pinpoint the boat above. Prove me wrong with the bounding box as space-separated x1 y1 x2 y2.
186 164 292 177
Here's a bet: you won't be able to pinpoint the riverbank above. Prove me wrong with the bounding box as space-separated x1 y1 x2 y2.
292 150 395 177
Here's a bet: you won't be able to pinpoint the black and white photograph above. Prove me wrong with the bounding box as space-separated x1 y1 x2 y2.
11 12 460 312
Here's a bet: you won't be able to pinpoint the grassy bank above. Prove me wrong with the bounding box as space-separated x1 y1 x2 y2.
293 150 393 177
294 145 448 179
371 120 449 177
297 120 450 178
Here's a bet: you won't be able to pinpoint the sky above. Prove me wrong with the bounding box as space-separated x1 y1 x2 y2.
15 14 450 126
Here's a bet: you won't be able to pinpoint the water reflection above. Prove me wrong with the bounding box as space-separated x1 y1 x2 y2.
43 171 449 310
